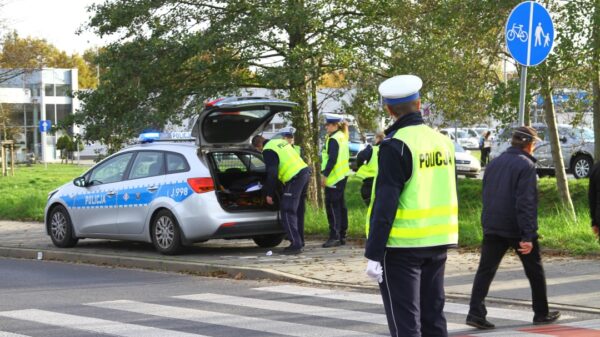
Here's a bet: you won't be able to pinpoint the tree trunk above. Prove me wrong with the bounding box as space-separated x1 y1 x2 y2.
310 76 324 207
541 77 576 219
592 1 600 162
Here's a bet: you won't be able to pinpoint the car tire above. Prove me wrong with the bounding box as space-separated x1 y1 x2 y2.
572 155 593 179
49 205 79 248
253 234 284 248
151 210 183 255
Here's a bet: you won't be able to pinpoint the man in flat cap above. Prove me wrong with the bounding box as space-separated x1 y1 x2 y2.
466 126 560 329
365 74 458 337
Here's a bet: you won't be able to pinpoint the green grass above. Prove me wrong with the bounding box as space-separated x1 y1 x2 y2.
0 164 88 221
1 164 598 255
305 176 600 255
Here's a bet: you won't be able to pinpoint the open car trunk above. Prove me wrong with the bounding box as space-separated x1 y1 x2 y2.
204 149 278 212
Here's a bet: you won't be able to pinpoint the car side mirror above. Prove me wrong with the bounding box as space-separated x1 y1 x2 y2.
73 176 87 187
559 136 567 143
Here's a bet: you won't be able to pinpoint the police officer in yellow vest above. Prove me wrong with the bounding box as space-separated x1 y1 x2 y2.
355 132 384 206
252 135 310 255
278 128 302 156
365 75 458 337
321 114 351 247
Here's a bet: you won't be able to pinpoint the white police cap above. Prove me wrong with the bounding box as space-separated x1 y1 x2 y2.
378 75 423 105
323 113 344 124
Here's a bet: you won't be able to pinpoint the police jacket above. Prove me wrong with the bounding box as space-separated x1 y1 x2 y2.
262 140 279 198
588 161 600 227
364 112 422 262
481 146 538 241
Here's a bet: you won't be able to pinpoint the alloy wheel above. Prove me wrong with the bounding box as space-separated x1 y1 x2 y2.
50 211 67 241
155 216 175 249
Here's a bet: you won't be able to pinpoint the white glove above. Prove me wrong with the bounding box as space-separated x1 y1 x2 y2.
365 259 383 283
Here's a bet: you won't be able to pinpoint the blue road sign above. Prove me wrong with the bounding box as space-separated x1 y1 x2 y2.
506 1 554 67
39 120 51 133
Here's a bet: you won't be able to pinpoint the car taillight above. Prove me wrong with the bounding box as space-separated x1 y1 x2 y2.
187 178 214 193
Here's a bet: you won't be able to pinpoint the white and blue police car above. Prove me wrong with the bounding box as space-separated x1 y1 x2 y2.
45 97 297 254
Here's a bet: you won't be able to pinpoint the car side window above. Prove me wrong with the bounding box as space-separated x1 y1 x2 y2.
129 151 164 180
166 152 190 173
213 153 247 173
89 153 134 185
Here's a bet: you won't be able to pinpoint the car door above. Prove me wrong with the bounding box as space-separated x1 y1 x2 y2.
116 151 166 235
71 152 134 235
533 127 553 168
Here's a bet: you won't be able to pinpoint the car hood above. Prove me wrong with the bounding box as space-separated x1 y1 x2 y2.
192 97 297 148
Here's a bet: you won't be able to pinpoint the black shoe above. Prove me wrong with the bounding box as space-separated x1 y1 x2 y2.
282 246 303 255
533 311 561 325
322 239 341 248
340 238 346 245
466 315 495 330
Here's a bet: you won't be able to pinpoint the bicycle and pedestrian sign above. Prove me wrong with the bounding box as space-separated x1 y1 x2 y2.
506 1 554 66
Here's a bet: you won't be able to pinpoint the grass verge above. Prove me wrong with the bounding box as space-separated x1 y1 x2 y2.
1 164 598 255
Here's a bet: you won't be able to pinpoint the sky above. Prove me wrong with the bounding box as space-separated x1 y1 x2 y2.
2 0 104 55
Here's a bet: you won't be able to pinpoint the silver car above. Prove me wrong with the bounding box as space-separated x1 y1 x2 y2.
490 123 594 179
45 97 296 254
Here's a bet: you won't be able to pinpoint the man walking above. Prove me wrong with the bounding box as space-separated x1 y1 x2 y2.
365 75 458 337
252 135 310 254
466 126 560 329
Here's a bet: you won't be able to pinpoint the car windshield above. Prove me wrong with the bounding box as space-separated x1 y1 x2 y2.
454 143 465 152
573 127 594 141
348 125 362 143
455 130 469 138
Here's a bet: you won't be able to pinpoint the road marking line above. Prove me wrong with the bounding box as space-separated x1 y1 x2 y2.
0 309 204 337
88 300 384 337
254 285 569 322
446 274 600 293
0 332 31 337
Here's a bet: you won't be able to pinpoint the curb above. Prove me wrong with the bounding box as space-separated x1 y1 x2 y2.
1 246 600 315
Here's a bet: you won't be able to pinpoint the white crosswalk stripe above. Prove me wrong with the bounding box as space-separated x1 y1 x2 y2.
176 292 470 333
254 285 574 323
88 299 384 337
0 332 31 337
0 309 205 337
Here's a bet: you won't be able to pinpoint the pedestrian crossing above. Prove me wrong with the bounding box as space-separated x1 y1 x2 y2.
0 284 595 337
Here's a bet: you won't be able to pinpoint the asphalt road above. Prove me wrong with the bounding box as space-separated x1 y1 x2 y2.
1 258 598 337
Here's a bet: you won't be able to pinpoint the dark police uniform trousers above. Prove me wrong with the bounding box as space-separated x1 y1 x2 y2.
280 168 310 248
380 247 448 337
469 235 548 319
325 177 349 240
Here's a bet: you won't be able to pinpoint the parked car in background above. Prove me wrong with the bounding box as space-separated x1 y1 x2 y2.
490 123 594 179
442 128 480 150
455 143 481 178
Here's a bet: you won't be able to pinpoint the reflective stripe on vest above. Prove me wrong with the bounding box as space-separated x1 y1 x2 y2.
264 139 308 183
321 131 350 186
355 145 379 180
365 125 458 248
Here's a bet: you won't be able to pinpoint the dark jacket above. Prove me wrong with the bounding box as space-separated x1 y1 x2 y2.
481 146 538 241
588 161 600 227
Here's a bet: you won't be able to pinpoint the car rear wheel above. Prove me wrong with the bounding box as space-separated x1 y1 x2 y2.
253 234 284 248
572 155 593 179
49 205 79 248
151 210 183 255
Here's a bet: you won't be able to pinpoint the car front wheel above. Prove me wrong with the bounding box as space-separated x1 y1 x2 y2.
572 155 593 179
49 205 79 248
151 210 183 255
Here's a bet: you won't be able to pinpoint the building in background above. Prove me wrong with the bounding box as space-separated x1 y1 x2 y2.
0 68 79 162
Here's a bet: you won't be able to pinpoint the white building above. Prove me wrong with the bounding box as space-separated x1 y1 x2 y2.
0 68 79 162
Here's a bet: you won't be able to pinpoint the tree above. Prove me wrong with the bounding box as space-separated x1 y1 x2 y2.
0 31 98 88
80 0 393 204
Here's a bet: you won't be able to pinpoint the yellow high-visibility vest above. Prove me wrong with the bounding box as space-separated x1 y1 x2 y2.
366 125 458 248
321 131 350 186
264 139 308 183
355 145 379 180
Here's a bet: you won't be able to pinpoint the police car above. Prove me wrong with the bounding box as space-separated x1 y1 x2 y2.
45 97 296 254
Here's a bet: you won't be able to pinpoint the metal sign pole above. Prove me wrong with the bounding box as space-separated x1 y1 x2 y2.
518 65 527 126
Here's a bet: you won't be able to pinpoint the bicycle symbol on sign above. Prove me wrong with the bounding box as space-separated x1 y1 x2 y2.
506 23 529 43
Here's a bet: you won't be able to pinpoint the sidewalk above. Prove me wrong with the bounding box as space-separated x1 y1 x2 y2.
1 220 599 313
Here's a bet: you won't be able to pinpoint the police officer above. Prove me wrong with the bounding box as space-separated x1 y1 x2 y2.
321 114 350 247
279 127 302 156
355 132 384 206
252 135 310 254
365 75 458 337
